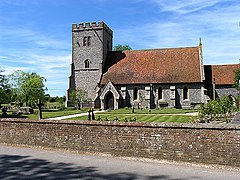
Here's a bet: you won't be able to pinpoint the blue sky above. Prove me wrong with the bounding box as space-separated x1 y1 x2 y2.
0 0 240 97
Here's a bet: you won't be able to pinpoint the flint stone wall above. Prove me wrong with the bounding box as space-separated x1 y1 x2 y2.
0 119 239 167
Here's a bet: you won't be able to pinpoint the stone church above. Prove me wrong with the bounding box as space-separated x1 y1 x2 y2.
65 21 240 109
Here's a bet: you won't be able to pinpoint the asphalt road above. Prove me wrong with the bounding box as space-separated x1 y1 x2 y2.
0 145 239 180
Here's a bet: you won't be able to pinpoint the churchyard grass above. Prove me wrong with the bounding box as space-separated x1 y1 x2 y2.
1 107 196 122
0 109 88 120
64 108 196 122
103 107 196 114
67 114 191 123
27 109 88 120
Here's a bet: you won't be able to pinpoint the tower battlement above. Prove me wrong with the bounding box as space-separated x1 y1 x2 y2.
72 21 113 35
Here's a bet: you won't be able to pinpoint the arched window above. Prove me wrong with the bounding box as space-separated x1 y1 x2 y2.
83 36 91 46
87 36 91 46
158 87 163 100
133 88 138 100
183 86 189 100
83 36 87 46
84 59 90 68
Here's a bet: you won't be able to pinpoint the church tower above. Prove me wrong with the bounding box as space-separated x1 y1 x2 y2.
66 21 113 106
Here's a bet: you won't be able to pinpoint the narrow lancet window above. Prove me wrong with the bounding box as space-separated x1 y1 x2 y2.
84 59 90 68
183 86 189 100
158 87 163 100
133 88 138 100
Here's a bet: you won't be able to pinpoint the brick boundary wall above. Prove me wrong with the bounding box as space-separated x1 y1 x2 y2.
0 118 239 167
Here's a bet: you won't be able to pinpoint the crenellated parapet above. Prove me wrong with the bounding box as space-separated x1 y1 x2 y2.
72 21 113 35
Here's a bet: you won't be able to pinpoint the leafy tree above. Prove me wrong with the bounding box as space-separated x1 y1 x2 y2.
234 68 240 109
56 96 66 105
9 70 47 107
69 89 88 109
113 44 132 51
0 67 12 104
234 68 240 88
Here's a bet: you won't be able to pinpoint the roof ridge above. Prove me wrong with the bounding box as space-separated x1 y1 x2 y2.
120 46 199 52
212 64 240 66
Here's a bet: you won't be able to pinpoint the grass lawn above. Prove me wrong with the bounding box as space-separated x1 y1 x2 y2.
103 107 197 114
0 107 196 123
67 114 192 123
29 109 90 120
65 108 196 122
0 109 89 120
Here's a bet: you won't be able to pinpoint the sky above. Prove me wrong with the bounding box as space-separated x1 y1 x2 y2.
0 0 240 97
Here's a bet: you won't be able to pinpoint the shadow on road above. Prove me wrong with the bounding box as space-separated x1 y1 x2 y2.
0 154 198 180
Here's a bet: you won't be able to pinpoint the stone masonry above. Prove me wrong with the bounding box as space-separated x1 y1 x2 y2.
66 22 113 106
0 119 240 167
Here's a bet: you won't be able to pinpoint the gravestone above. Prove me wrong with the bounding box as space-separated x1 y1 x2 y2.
88 109 91 120
91 108 95 120
131 106 135 113
37 99 44 120
2 107 7 116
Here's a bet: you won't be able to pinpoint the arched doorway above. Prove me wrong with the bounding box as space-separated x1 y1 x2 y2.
105 91 114 110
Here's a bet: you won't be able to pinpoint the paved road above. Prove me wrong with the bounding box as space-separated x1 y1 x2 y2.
0 145 239 180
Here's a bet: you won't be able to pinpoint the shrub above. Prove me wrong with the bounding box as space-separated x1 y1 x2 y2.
198 96 235 123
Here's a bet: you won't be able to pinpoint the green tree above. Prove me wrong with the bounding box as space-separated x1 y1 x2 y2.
113 44 132 51
234 68 240 88
0 67 12 104
69 89 88 109
9 70 47 107
234 68 240 109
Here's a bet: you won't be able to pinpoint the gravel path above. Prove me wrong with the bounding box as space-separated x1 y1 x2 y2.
47 110 105 120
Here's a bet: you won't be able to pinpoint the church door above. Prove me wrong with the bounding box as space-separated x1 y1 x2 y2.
105 92 114 110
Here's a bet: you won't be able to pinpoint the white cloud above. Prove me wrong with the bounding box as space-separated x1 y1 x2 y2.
0 24 71 96
151 0 228 14
114 0 240 65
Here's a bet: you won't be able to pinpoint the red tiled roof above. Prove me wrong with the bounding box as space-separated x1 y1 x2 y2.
101 47 203 85
212 64 240 85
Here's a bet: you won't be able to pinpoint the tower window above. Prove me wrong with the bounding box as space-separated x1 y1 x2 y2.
83 37 87 46
133 88 138 100
84 59 90 68
87 36 91 46
183 86 189 100
158 87 163 100
83 36 91 46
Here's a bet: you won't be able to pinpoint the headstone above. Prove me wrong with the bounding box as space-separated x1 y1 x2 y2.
115 117 119 121
37 99 44 120
131 106 135 113
133 117 136 122
91 108 95 120
2 107 7 116
88 109 91 120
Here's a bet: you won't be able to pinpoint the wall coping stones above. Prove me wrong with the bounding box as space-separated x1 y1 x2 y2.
1 118 239 130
